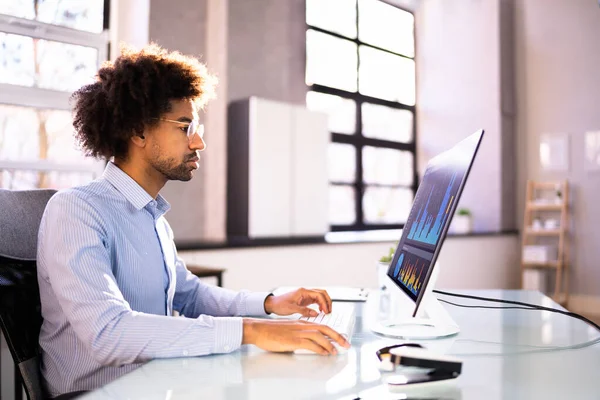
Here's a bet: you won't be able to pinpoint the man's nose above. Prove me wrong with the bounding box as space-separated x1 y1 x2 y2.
190 133 206 151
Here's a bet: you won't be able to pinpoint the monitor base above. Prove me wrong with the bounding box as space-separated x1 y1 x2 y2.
372 318 460 340
370 286 460 340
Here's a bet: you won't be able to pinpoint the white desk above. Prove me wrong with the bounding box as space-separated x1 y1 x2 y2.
81 290 600 399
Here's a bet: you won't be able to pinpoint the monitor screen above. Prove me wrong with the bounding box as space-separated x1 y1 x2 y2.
387 130 484 303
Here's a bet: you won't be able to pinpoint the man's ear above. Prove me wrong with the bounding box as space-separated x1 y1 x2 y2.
131 134 146 147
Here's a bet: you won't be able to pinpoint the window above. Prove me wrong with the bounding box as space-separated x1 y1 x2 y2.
0 0 109 190
306 0 417 231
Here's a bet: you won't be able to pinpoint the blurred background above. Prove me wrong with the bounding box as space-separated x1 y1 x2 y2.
1 2 600 393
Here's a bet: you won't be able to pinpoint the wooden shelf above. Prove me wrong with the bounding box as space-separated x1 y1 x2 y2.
521 180 569 302
533 182 566 190
527 203 563 211
522 260 559 269
552 293 568 307
525 229 561 236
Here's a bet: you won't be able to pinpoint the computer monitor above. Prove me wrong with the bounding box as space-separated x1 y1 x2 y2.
372 130 484 340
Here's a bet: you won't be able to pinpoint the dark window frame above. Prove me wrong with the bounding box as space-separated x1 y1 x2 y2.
306 0 418 232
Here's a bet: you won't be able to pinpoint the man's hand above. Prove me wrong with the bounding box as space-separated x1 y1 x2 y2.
264 288 332 317
242 318 350 355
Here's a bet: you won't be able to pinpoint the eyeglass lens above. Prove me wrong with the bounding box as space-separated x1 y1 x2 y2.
187 120 204 139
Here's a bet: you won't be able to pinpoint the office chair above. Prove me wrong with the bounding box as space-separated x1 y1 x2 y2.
0 188 56 400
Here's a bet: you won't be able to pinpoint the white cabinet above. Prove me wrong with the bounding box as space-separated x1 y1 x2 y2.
247 99 293 238
227 97 329 239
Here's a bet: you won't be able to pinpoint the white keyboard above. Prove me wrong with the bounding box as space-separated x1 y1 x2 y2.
293 307 356 354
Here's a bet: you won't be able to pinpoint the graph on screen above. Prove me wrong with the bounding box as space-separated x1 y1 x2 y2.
392 250 428 297
407 169 461 246
389 131 484 302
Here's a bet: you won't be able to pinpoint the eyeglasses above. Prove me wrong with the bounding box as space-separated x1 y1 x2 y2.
156 118 204 141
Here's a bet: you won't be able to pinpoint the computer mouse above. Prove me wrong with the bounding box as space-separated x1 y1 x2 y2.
293 335 351 355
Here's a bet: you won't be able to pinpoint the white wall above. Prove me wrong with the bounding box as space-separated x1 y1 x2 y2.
109 0 149 59
515 0 600 300
180 235 520 292
415 0 513 233
149 0 212 243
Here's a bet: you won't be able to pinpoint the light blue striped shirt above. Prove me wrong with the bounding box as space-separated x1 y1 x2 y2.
37 162 269 397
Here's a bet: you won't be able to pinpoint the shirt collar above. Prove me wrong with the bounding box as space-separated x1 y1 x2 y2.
102 162 171 215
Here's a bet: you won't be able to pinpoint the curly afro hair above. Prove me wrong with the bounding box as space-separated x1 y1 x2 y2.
71 43 217 160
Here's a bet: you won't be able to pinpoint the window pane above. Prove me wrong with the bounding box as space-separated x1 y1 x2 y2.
329 143 356 183
0 33 98 92
0 170 96 190
306 30 358 92
362 147 413 185
330 185 356 225
363 186 413 224
359 46 415 105
0 33 33 86
362 103 413 143
0 0 105 33
306 91 356 134
358 0 414 57
306 0 357 39
0 105 95 165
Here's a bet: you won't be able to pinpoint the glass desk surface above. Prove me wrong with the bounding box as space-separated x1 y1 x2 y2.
81 290 600 400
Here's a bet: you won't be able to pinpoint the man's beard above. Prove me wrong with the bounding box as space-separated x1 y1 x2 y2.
152 155 194 181
151 143 197 181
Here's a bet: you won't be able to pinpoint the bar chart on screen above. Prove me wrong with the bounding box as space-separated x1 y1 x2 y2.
407 169 461 247
393 250 428 296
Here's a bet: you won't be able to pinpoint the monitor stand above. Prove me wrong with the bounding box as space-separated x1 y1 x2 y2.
371 264 460 340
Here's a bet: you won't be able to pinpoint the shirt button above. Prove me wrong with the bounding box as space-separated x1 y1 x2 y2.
182 350 189 356
224 345 231 352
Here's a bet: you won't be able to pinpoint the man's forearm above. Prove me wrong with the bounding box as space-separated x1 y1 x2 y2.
84 312 244 366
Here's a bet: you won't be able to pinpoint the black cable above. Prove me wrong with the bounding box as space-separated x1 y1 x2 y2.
452 336 600 357
434 290 600 356
433 289 600 332
436 299 600 350
438 298 538 311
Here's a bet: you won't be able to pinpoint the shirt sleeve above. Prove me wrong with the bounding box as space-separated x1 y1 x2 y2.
38 192 248 367
165 221 271 319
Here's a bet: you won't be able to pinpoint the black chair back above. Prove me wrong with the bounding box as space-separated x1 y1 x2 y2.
0 189 56 400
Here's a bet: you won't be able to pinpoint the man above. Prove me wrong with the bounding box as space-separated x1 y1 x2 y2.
37 43 349 398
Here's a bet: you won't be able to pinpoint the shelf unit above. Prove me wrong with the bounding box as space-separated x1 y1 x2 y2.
520 180 570 305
